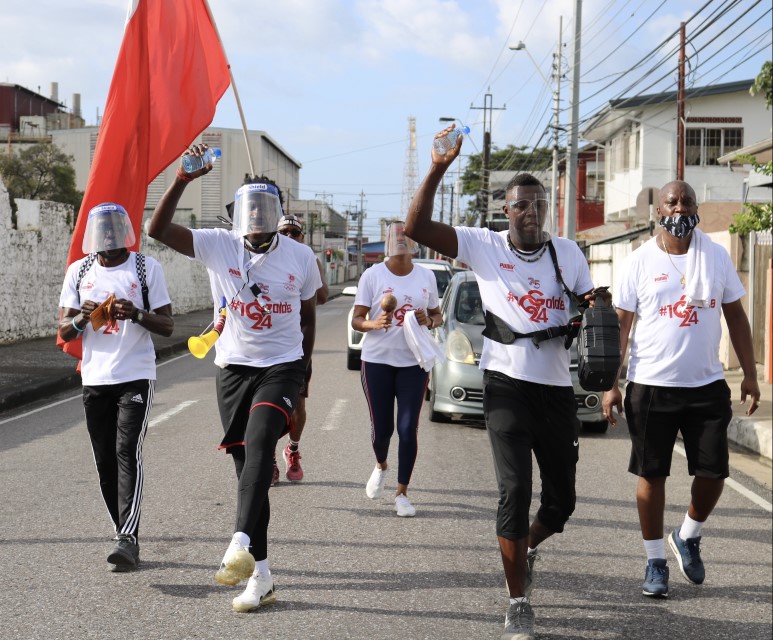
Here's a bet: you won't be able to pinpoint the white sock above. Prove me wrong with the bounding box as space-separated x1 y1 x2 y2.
510 596 528 605
527 547 538 556
643 538 665 560
233 531 250 547
255 559 270 577
680 514 704 540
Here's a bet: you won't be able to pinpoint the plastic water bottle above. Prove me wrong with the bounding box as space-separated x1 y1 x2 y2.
181 147 222 173
433 126 469 155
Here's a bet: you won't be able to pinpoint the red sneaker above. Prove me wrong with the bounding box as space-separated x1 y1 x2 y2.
270 459 279 487
283 444 304 482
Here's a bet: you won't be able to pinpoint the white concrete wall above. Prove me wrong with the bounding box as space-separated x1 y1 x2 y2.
0 177 212 344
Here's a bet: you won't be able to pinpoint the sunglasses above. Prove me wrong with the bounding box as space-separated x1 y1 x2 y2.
279 228 303 238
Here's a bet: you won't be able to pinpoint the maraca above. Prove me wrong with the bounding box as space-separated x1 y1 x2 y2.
380 294 397 331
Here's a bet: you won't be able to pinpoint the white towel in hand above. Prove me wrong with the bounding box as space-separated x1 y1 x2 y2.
403 310 446 372
685 228 714 308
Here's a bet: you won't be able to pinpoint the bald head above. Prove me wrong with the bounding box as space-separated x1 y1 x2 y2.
658 181 697 210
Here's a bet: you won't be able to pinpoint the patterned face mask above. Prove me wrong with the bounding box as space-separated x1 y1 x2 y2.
659 213 700 238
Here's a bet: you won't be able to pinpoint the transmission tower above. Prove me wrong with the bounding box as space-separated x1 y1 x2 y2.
400 116 418 218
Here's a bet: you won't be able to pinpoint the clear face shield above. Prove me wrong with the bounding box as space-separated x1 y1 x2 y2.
385 222 418 257
231 183 284 238
506 191 551 245
82 203 135 254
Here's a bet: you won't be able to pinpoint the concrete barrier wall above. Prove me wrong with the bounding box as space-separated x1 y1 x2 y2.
0 178 212 344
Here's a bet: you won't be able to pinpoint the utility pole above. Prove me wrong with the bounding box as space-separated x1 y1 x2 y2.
357 190 365 276
677 21 686 181
564 0 583 241
471 92 506 227
551 17 563 237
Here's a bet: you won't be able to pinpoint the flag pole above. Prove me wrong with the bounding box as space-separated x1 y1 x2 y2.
202 0 256 177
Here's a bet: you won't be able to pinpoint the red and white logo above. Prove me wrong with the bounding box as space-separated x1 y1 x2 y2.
228 268 242 278
654 273 669 283
499 262 515 272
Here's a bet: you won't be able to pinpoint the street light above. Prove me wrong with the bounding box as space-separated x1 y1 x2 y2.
509 20 563 238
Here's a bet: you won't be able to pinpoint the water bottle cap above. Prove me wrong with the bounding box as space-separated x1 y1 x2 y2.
461 126 470 134
213 148 222 158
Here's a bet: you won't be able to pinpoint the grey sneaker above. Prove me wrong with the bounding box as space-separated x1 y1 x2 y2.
642 558 669 598
668 527 705 584
502 600 535 640
107 534 139 571
524 550 540 597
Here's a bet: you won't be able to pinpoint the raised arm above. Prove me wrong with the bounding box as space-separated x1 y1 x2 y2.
148 145 213 258
404 126 461 259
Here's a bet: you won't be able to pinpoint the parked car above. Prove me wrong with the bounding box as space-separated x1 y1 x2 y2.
343 259 455 370
426 271 607 431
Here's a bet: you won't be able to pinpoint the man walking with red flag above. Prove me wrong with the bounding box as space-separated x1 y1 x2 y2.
60 0 229 361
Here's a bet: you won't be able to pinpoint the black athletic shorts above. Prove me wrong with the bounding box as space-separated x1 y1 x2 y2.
624 379 732 479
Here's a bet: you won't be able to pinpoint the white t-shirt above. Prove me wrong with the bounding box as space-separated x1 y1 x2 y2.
615 235 745 387
59 253 171 386
192 229 321 368
455 228 594 385
355 261 440 367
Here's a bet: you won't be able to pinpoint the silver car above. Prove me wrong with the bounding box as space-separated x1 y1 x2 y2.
427 271 607 432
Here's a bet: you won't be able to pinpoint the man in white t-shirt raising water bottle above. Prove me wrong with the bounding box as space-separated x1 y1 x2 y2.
406 125 609 640
602 180 759 599
149 147 321 614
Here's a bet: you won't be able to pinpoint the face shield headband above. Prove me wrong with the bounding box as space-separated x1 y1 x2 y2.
659 213 700 238
385 222 418 257
82 203 135 254
507 193 551 245
231 183 284 238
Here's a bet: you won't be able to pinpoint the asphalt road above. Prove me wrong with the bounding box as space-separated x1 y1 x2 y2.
1 297 771 640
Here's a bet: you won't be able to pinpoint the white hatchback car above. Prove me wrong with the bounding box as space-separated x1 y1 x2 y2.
342 259 454 370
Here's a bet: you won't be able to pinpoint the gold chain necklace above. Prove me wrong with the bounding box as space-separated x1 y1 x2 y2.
660 235 686 289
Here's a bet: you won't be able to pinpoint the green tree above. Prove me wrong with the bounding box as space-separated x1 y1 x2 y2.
0 143 83 220
460 145 556 221
729 60 773 234
749 60 772 107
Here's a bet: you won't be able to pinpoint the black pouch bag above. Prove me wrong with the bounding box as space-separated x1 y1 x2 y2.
576 291 621 391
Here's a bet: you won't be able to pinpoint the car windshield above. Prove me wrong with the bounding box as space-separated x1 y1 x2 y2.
454 280 485 325
433 270 453 299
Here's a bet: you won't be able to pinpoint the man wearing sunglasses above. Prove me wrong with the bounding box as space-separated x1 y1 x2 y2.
271 214 329 485
406 125 607 640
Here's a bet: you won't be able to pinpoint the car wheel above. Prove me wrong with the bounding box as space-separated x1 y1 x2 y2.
346 348 361 371
428 380 450 423
582 420 608 434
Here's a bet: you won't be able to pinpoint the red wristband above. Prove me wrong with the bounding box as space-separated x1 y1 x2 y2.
176 168 193 183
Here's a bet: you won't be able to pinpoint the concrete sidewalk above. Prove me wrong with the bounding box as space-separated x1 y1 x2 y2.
0 282 770 463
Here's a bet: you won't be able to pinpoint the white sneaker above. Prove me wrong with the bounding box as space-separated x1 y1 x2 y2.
232 571 277 613
215 532 256 586
394 494 416 517
365 465 387 499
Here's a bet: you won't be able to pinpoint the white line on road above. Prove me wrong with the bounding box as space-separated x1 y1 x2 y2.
149 400 198 428
0 352 191 426
321 398 349 431
674 444 772 512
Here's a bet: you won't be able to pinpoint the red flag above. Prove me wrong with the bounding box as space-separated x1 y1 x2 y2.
59 0 230 360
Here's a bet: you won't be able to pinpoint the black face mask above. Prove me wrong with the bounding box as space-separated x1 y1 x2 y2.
659 213 700 238
97 248 129 260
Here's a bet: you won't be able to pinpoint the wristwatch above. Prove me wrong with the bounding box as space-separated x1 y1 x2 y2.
132 310 145 324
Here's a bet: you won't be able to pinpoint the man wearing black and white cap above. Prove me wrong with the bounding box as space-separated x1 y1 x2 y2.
271 214 329 485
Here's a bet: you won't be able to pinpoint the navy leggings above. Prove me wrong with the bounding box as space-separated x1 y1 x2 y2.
360 361 429 486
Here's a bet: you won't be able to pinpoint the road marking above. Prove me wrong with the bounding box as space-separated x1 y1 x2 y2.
0 353 190 426
321 398 348 431
674 444 772 512
149 400 198 428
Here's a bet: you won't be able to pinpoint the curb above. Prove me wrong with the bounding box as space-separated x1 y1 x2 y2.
728 415 772 461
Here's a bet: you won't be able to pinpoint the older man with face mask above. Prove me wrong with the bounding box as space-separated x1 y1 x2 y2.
602 180 760 600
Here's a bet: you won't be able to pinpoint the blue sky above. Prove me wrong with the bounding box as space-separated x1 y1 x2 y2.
4 0 771 238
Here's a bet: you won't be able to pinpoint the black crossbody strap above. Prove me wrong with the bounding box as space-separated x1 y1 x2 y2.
75 253 98 303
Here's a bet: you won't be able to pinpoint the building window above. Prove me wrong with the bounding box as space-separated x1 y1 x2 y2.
685 127 743 166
